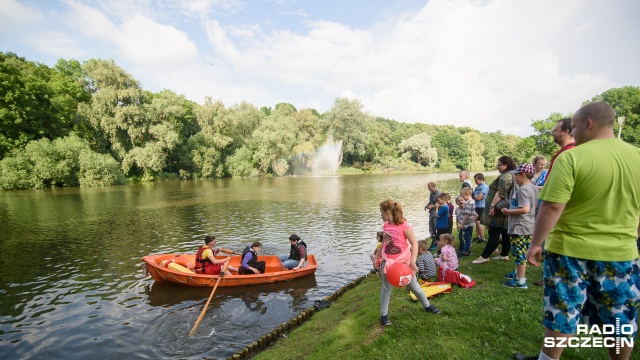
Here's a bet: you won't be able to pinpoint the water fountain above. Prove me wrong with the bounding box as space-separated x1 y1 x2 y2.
311 135 343 176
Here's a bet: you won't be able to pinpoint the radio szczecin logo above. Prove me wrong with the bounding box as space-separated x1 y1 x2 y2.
544 321 634 354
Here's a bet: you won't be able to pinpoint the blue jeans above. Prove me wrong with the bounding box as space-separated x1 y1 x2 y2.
460 226 472 253
278 254 303 269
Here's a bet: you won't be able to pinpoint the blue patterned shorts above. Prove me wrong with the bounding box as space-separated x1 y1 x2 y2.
542 252 640 338
509 234 531 265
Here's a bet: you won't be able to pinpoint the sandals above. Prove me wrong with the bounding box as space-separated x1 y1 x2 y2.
472 257 490 264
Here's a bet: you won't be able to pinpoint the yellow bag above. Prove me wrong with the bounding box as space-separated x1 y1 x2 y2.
407 281 452 301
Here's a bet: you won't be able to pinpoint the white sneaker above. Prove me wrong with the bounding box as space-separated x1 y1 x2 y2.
472 257 490 264
492 255 510 261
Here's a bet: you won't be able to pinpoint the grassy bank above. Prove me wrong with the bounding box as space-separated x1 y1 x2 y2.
253 245 615 360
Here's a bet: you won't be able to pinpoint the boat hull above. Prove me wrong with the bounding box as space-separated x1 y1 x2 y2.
142 253 317 287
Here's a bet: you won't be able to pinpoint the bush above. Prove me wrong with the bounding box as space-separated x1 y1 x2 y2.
226 146 254 177
376 156 424 172
0 134 125 190
78 150 126 187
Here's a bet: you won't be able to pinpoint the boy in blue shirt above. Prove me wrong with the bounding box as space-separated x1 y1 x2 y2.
472 173 489 243
432 193 450 249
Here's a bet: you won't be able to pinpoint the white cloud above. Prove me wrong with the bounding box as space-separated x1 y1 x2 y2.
25 30 85 58
188 0 617 135
0 0 41 30
3 0 634 137
119 15 198 67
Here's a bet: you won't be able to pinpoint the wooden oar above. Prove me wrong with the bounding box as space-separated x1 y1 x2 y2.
189 260 230 336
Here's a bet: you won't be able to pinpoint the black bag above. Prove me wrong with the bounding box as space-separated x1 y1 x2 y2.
495 198 510 211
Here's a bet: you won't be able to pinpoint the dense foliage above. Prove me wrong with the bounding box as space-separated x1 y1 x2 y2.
1 52 639 190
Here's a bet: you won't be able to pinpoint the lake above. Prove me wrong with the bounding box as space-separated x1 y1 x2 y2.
0 172 495 359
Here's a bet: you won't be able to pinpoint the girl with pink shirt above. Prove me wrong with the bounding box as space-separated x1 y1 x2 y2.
435 233 459 271
374 199 441 326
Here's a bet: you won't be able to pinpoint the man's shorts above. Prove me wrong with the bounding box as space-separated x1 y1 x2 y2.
542 251 640 339
475 207 484 219
509 234 531 265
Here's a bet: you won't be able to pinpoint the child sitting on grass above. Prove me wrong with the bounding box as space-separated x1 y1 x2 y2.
416 240 437 281
435 233 458 271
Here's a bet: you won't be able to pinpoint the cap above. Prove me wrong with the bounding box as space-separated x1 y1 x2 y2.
510 163 535 175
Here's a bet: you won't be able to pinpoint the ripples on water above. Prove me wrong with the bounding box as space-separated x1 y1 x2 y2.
0 172 495 359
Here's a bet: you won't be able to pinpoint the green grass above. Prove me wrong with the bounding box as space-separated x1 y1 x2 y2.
253 242 629 360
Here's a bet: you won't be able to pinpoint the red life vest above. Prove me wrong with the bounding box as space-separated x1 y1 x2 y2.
195 246 220 274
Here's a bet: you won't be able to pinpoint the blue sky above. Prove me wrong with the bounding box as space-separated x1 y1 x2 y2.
1 0 639 136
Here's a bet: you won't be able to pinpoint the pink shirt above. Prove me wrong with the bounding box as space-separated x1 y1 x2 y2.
382 221 411 256
436 244 459 271
381 221 412 272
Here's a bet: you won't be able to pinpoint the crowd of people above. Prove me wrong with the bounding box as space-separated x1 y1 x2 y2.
374 102 640 360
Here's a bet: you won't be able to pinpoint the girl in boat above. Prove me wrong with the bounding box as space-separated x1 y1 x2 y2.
239 241 266 274
195 235 239 275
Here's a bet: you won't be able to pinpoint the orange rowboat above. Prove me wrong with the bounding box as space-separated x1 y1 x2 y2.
141 253 318 287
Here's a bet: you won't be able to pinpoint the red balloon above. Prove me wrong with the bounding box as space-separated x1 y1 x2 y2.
386 263 413 287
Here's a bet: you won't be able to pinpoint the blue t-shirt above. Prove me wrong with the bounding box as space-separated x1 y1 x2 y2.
435 205 449 229
473 183 489 208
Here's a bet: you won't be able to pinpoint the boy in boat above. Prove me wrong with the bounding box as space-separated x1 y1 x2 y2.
239 241 266 274
279 234 307 270
195 235 239 275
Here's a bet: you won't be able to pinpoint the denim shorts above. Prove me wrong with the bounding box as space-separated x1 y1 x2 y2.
542 251 640 339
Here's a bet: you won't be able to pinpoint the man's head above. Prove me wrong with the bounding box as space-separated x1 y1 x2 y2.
204 235 216 245
552 118 574 147
571 102 615 145
459 170 469 182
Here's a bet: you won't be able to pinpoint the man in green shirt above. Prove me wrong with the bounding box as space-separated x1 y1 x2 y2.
516 102 640 360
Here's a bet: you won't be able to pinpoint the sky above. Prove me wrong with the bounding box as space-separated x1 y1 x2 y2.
1 0 639 136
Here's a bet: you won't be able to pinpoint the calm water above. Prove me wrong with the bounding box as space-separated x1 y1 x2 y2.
0 172 494 359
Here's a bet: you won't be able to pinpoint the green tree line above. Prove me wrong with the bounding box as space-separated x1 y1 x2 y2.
1 52 639 190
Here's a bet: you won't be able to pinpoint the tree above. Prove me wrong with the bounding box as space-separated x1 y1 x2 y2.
592 86 640 147
432 128 469 170
78 59 148 160
321 98 369 164
462 132 485 171
251 103 299 175
398 133 438 167
187 97 234 178
0 53 88 158
78 59 179 177
480 131 502 169
530 112 570 159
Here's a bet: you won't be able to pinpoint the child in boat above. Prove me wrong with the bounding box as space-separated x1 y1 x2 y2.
195 235 239 275
416 240 437 281
376 199 441 326
279 234 307 270
239 241 266 274
435 233 458 271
